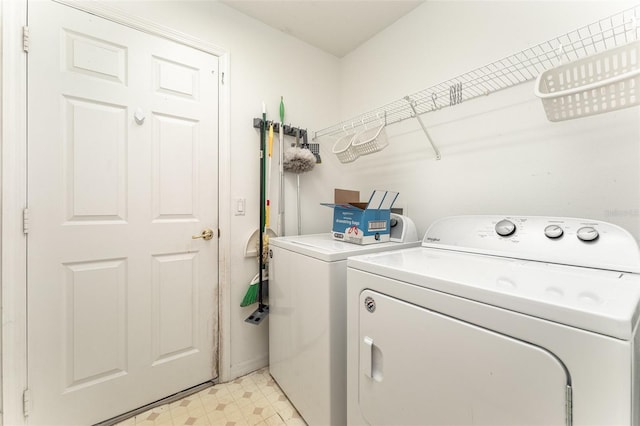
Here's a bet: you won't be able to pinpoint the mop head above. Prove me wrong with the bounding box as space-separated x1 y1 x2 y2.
283 147 316 173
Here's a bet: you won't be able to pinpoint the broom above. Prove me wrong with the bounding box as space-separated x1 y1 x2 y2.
244 103 270 324
241 123 274 308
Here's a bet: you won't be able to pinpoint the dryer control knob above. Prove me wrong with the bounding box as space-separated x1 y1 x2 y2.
544 224 564 239
495 219 516 237
577 226 599 242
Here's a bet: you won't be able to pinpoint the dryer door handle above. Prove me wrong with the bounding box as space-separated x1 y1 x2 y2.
362 336 384 382
362 336 374 379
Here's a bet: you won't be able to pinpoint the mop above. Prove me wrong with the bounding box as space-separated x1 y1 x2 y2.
277 97 285 236
283 128 316 235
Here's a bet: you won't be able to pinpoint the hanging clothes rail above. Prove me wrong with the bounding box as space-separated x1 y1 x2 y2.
313 5 640 158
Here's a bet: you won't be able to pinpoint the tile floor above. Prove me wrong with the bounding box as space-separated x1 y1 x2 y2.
115 368 306 426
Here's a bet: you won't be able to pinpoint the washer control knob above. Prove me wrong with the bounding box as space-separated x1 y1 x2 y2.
544 224 564 239
495 219 516 237
577 226 599 242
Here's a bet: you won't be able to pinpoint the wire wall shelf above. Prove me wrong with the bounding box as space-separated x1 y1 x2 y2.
313 5 640 159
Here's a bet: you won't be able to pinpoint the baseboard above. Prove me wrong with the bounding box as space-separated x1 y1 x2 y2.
227 355 269 382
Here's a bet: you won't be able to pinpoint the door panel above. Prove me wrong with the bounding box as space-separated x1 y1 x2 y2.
358 289 570 426
152 113 199 219
151 252 199 364
27 1 219 424
64 258 128 390
64 96 128 222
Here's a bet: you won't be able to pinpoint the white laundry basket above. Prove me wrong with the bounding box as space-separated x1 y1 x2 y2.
534 41 640 122
332 132 359 163
352 123 389 156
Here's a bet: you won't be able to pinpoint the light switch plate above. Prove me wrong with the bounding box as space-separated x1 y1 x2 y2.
234 198 246 216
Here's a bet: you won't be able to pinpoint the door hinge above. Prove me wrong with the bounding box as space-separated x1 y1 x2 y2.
565 385 573 426
218 228 221 238
23 388 32 418
22 26 29 53
23 208 30 235
221 72 225 84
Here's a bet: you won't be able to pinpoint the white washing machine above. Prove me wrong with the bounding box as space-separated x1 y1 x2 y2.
269 214 419 426
346 215 640 426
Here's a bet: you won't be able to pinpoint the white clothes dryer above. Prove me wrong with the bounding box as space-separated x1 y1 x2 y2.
346 215 640 426
269 214 419 426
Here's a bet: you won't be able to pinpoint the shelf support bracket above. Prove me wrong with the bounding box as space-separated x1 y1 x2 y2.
405 96 441 160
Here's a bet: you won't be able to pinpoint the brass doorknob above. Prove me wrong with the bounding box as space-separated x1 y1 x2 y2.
192 228 214 241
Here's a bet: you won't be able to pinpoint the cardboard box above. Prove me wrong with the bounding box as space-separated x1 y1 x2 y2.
321 189 399 244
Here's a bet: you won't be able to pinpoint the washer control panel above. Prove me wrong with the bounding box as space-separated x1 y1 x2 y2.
423 215 640 273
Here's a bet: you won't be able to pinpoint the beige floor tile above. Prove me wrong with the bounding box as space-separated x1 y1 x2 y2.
169 413 192 425
231 389 263 408
224 381 247 394
223 419 249 426
207 409 227 424
115 417 136 426
186 406 207 420
110 368 306 426
169 406 190 420
285 417 306 426
271 400 296 419
263 414 286 426
156 419 175 426
154 411 174 424
191 417 211 425
216 392 237 406
224 408 248 424
249 371 270 386
263 390 287 405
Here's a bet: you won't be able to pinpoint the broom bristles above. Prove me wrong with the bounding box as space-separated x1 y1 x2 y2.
240 281 259 307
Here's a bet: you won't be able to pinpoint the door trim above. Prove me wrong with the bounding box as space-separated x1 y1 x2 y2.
0 1 232 424
1 1 29 425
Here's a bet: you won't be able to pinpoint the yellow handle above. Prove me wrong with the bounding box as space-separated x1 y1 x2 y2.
268 124 274 157
266 123 274 227
265 203 270 227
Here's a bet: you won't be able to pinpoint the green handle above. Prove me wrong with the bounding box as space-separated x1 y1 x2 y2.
279 96 285 123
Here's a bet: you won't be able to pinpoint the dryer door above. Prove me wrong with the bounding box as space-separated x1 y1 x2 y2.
358 290 570 426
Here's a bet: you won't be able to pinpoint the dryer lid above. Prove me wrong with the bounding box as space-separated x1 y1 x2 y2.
348 247 640 340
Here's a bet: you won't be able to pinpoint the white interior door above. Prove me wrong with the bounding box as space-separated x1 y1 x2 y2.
358 289 570 426
27 1 219 424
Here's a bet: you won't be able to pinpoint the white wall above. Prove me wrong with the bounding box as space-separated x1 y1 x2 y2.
338 0 640 241
109 0 353 380
78 0 640 383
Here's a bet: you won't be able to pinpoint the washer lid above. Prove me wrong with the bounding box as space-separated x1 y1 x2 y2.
348 247 640 340
269 233 419 262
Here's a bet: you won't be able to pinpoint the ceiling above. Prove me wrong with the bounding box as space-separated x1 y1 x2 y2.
221 1 424 58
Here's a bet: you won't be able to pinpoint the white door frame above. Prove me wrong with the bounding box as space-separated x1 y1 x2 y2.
0 1 232 424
